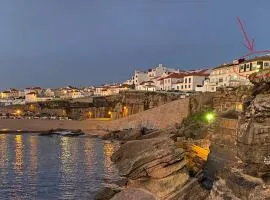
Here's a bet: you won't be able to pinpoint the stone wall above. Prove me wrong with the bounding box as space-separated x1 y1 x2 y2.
1 91 186 120
212 86 252 113
107 98 190 130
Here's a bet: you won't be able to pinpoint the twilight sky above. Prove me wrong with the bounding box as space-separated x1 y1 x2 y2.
0 0 269 89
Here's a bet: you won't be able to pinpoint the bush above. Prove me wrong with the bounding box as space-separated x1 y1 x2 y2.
177 109 214 139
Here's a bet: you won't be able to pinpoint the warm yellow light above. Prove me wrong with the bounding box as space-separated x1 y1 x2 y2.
88 111 92 118
108 111 112 115
16 110 21 115
30 104 35 110
123 106 127 110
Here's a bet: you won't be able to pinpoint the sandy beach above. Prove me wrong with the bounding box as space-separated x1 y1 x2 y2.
0 119 112 135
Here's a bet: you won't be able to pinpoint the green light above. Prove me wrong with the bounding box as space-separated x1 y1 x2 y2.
205 112 215 123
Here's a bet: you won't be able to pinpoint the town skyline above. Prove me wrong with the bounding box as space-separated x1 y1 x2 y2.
1 0 270 89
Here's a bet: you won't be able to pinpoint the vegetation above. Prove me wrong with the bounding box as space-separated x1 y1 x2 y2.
177 109 215 139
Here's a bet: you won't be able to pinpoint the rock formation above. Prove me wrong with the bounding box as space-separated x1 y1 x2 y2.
111 136 190 199
208 70 270 199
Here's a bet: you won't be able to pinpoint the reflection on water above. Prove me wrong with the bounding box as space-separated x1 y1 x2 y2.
103 141 115 179
29 136 38 173
14 135 23 175
0 134 120 200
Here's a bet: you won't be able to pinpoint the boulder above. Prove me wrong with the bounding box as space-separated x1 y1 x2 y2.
111 136 190 199
111 136 186 178
208 170 269 200
102 127 156 141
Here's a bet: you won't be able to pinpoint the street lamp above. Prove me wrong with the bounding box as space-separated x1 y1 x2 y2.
88 111 92 118
108 111 112 118
205 112 215 124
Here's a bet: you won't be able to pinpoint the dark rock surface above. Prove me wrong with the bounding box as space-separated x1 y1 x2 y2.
101 127 155 141
39 128 85 136
94 186 121 200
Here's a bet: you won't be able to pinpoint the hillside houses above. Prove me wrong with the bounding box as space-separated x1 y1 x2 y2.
1 54 269 106
94 84 129 96
196 55 270 92
126 65 210 92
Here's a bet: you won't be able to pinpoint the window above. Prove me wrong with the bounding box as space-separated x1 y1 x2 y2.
188 85 191 88
181 85 183 89
246 64 250 71
264 62 270 67
185 85 187 88
184 78 187 83
189 78 191 83
177 86 179 90
240 65 244 72
219 78 223 82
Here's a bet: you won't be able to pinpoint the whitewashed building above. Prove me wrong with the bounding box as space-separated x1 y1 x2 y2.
238 55 270 85
136 81 156 91
94 84 129 96
158 73 185 91
198 55 270 92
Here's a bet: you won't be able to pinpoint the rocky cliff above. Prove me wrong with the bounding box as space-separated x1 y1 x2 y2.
208 70 270 199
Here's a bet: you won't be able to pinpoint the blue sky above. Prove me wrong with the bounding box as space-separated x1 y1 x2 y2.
0 0 269 89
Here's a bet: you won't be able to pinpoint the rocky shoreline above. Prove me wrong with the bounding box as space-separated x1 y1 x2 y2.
95 126 210 200
95 70 270 200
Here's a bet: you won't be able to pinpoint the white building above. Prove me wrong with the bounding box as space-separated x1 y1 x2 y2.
195 79 215 92
147 64 177 78
94 84 129 96
198 56 270 92
238 55 270 85
132 70 148 86
208 63 242 90
136 81 156 91
129 64 179 90
173 74 208 91
43 88 55 97
25 92 38 103
158 73 185 91
155 70 209 91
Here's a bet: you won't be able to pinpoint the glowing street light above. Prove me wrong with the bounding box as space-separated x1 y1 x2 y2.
123 106 128 117
16 109 21 115
88 111 92 118
205 112 215 123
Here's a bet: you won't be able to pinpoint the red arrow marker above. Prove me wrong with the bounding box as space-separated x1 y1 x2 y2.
236 17 255 52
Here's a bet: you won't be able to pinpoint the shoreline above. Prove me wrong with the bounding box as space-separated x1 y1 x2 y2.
0 119 112 136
